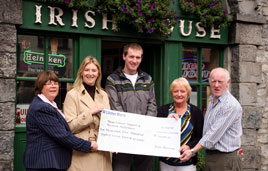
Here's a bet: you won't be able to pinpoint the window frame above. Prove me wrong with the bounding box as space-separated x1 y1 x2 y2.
15 30 78 131
181 44 224 110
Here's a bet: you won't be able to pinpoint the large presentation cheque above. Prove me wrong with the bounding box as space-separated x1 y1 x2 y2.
97 109 181 158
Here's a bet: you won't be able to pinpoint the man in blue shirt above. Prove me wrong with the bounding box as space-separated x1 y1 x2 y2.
180 67 243 171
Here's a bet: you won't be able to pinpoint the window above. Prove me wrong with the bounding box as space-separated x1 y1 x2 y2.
16 34 74 125
182 46 223 114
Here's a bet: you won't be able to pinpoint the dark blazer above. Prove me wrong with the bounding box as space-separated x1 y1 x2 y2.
157 103 204 165
23 96 91 170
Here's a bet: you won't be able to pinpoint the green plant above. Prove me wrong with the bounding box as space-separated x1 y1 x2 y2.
197 151 205 171
35 0 179 38
35 0 93 9
180 0 232 27
93 0 178 38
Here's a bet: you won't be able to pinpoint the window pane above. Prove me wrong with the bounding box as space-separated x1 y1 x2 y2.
17 35 44 77
202 86 211 115
17 81 35 104
16 81 35 125
182 47 198 83
16 81 70 125
55 82 68 110
202 48 219 82
101 41 125 88
189 85 198 106
47 37 73 78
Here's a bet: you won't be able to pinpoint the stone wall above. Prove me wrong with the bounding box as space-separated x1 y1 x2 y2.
0 0 22 170
228 0 268 170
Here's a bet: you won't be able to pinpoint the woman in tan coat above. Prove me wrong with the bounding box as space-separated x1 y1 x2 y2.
63 56 112 171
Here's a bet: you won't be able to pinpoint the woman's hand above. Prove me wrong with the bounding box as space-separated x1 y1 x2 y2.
91 104 104 115
90 141 98 152
168 113 180 120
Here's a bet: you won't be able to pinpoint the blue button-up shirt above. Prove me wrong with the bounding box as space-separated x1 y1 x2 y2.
199 90 242 152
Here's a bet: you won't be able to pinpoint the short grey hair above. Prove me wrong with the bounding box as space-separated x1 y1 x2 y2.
209 67 230 82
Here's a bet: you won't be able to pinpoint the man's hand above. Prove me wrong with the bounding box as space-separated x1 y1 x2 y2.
180 144 203 162
179 149 192 162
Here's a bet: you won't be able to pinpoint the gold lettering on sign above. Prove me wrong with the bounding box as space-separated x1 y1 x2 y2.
33 4 222 39
35 5 42 24
71 9 78 28
195 22 206 37
48 6 65 26
102 13 117 31
210 25 221 39
179 20 193 37
84 10 96 28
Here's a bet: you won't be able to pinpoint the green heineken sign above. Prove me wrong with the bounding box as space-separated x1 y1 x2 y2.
23 50 66 67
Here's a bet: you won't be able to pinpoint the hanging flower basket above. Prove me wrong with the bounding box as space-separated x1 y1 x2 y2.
34 0 179 38
36 0 93 9
93 0 178 38
179 0 232 27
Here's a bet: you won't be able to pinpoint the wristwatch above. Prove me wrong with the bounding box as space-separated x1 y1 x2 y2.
190 149 196 157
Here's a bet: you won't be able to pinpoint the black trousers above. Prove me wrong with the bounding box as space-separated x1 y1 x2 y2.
112 153 153 171
26 168 66 171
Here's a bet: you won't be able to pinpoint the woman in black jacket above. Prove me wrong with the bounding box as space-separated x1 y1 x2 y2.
157 77 204 171
23 71 97 171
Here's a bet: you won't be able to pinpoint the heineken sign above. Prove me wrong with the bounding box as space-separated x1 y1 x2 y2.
23 50 66 67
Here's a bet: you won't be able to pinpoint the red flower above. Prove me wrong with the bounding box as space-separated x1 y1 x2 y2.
64 0 71 4
237 149 243 156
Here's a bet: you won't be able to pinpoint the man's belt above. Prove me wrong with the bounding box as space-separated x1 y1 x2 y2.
206 149 237 154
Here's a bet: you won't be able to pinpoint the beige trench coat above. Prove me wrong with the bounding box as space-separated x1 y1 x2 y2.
63 85 112 171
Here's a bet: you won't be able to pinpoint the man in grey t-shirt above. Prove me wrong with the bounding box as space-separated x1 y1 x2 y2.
105 43 157 171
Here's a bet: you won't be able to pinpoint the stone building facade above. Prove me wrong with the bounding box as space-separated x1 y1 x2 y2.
0 0 267 170
0 0 22 170
228 0 268 171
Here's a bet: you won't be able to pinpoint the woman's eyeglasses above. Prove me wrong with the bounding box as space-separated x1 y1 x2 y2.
44 82 59 86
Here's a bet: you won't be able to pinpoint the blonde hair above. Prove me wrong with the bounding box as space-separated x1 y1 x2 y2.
169 77 192 100
73 56 102 90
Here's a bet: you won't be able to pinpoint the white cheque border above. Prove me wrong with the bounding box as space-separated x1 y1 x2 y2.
97 109 181 158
